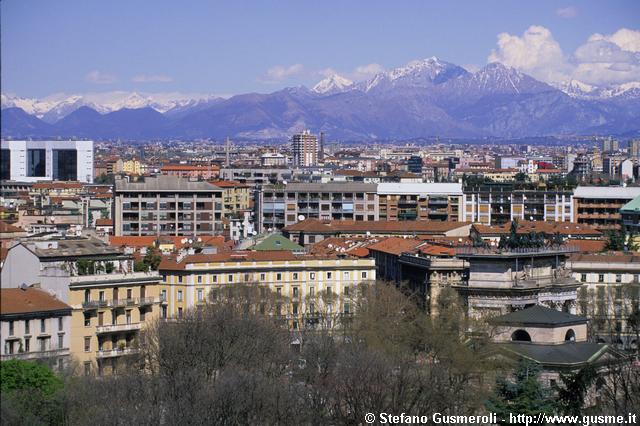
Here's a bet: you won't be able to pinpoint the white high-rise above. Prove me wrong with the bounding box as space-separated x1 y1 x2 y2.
0 140 94 183
292 130 317 167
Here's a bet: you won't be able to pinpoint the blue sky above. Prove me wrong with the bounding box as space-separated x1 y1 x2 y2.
2 0 639 97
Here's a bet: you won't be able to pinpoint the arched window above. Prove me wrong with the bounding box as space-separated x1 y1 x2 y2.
511 329 532 342
564 329 576 342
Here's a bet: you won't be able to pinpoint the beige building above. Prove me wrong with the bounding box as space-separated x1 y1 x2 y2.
569 253 640 349
158 251 376 330
211 180 252 218
0 237 162 375
292 130 318 167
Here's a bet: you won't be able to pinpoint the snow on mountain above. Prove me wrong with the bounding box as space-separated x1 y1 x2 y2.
1 92 222 122
555 80 640 100
312 74 354 95
357 56 469 92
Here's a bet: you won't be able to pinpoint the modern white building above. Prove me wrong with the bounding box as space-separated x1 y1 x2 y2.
0 140 94 183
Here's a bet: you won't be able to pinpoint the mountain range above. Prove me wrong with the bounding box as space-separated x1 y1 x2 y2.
2 57 639 140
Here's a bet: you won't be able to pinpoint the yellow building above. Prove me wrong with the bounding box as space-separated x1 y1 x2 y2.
211 180 252 218
70 271 161 375
0 237 162 376
158 251 376 330
115 159 142 175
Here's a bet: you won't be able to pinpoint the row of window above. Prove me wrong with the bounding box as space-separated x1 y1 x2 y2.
84 308 145 327
167 270 369 284
4 335 65 355
579 273 640 284
7 317 64 336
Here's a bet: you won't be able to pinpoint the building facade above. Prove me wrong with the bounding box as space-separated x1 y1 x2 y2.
0 140 94 183
573 186 640 231
377 183 462 222
114 175 224 237
292 130 318 167
1 287 72 371
158 251 376 330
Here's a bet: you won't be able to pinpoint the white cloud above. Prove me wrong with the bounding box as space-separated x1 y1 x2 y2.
556 6 578 19
351 63 385 80
488 25 640 87
85 70 117 84
132 74 173 83
260 64 305 83
488 25 571 82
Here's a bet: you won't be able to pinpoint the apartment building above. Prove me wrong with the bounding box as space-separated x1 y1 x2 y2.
569 253 640 349
210 180 252 219
258 182 379 231
0 237 162 375
0 140 94 183
158 251 376 330
462 184 573 225
621 196 640 233
220 167 292 186
573 186 640 231
114 175 224 237
1 287 72 371
160 164 220 180
292 130 318 167
377 182 462 221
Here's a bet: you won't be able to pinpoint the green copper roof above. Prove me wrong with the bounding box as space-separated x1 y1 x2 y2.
621 195 640 213
252 233 305 252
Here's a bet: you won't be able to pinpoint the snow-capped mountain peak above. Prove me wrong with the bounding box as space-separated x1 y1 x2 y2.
312 74 354 95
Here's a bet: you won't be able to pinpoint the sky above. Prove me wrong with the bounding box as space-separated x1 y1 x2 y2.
2 0 639 99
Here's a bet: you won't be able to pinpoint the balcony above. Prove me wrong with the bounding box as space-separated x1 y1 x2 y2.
1 348 70 361
95 323 142 334
139 297 155 306
82 300 108 309
96 347 138 359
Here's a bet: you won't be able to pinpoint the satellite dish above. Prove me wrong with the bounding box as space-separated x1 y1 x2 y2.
188 239 193 244
298 215 305 221
282 180 288 185
366 231 371 237
252 231 258 236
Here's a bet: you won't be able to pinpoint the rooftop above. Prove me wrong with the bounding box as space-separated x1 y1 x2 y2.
498 342 611 367
490 305 587 327
377 182 463 195
574 186 640 200
0 287 71 316
621 195 640 212
283 182 377 192
367 237 425 256
283 219 470 235
472 221 602 237
251 234 305 252
21 238 126 259
115 175 223 192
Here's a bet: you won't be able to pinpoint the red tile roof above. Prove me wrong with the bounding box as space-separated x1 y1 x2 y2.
109 236 157 248
1 288 71 315
565 239 606 253
284 219 469 235
0 221 26 234
32 182 83 190
95 218 113 226
472 221 602 237
367 237 425 256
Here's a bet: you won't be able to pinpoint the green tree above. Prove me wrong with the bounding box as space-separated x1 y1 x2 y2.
556 366 597 415
0 360 62 396
486 361 557 424
604 230 625 251
143 246 162 271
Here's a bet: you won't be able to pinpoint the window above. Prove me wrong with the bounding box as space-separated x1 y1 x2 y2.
84 314 91 327
24 338 30 352
24 320 30 335
125 310 132 324
228 274 233 282
309 303 315 314
58 335 64 350
293 303 298 315
99 291 105 301
344 303 350 314
310 272 316 280
40 319 46 333
344 286 350 296
161 306 167 319
58 317 63 331
177 290 183 302
198 275 203 284
112 310 117 325
8 321 14 336
343 271 350 280
127 289 133 299
27 149 46 177
98 312 104 326
326 286 332 295
178 307 183 319
581 273 587 282
293 287 299 297
140 308 146 322
615 274 622 283
161 289 167 301
260 273 266 281
178 276 183 283
327 272 332 280
244 273 250 282
276 287 282 297
84 362 91 376
598 274 604 283
212 274 218 282
276 273 282 281
197 289 204 302
39 338 47 352
309 286 315 296
361 271 368 279
293 272 299 280
84 337 91 352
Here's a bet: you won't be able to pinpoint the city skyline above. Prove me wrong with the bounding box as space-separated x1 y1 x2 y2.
2 0 639 98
